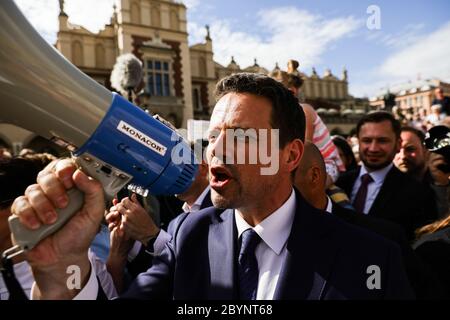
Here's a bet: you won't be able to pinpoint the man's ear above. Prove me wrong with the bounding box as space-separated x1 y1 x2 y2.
310 166 321 184
395 137 402 153
286 139 304 174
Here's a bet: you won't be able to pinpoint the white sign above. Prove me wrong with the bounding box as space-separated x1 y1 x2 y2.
117 120 167 156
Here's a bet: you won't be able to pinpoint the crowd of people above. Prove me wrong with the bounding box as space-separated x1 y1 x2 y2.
391 87 450 131
1 69 450 300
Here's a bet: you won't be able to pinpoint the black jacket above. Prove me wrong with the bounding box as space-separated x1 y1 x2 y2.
413 226 450 299
336 166 437 241
332 202 442 299
121 190 414 299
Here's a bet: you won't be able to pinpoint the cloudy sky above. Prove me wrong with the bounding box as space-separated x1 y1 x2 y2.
13 0 450 98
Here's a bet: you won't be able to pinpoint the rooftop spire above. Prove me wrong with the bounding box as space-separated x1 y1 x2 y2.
59 0 67 16
205 25 211 41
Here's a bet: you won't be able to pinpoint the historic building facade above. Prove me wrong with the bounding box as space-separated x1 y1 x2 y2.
0 0 367 154
369 79 450 114
54 0 359 124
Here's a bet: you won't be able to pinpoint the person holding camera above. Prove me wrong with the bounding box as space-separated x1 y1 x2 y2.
411 125 450 298
424 125 450 218
394 126 446 219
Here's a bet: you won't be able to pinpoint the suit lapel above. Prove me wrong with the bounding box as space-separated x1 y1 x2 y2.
339 167 360 196
274 191 340 300
207 208 237 299
200 190 213 210
368 167 397 217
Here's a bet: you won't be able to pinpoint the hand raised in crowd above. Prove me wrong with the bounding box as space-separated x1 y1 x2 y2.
10 158 105 299
428 152 450 186
107 217 134 261
106 223 134 293
106 193 160 247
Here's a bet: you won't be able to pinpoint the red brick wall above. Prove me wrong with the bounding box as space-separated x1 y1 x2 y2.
192 80 209 112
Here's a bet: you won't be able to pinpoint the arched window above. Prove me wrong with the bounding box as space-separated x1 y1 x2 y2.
315 82 321 97
193 87 202 111
329 82 335 99
151 5 161 27
304 81 311 97
72 40 84 66
95 44 105 68
130 2 141 24
170 10 178 30
198 56 207 77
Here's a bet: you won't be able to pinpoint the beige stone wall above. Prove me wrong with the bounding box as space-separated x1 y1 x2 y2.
0 124 35 152
56 18 115 70
117 0 184 28
113 1 192 127
179 40 193 127
395 91 434 113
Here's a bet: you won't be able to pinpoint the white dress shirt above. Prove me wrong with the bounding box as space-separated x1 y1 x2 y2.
62 189 297 300
325 196 333 214
350 163 393 214
235 189 296 300
31 250 117 300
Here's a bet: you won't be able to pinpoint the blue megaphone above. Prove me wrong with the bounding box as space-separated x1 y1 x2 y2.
0 1 198 253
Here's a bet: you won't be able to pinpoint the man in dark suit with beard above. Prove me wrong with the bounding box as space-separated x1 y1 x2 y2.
336 112 436 241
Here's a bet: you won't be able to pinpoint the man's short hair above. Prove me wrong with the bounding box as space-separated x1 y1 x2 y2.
356 111 401 138
215 72 306 146
400 126 426 144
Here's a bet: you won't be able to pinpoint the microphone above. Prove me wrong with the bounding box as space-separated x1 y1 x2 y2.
110 53 143 102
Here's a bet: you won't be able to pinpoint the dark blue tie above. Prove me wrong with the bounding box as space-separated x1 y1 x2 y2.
238 228 261 300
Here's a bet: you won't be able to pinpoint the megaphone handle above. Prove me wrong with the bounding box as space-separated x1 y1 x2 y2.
8 188 84 251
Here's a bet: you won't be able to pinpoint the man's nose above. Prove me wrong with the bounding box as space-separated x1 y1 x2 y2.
397 148 406 158
209 131 231 164
368 141 380 151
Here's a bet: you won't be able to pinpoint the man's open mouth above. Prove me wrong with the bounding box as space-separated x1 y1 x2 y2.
210 166 232 188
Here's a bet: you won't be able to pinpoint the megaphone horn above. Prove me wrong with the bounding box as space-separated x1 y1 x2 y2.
0 1 198 254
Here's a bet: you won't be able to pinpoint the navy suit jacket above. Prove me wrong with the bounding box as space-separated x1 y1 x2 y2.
121 190 414 300
127 190 212 277
166 189 213 236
